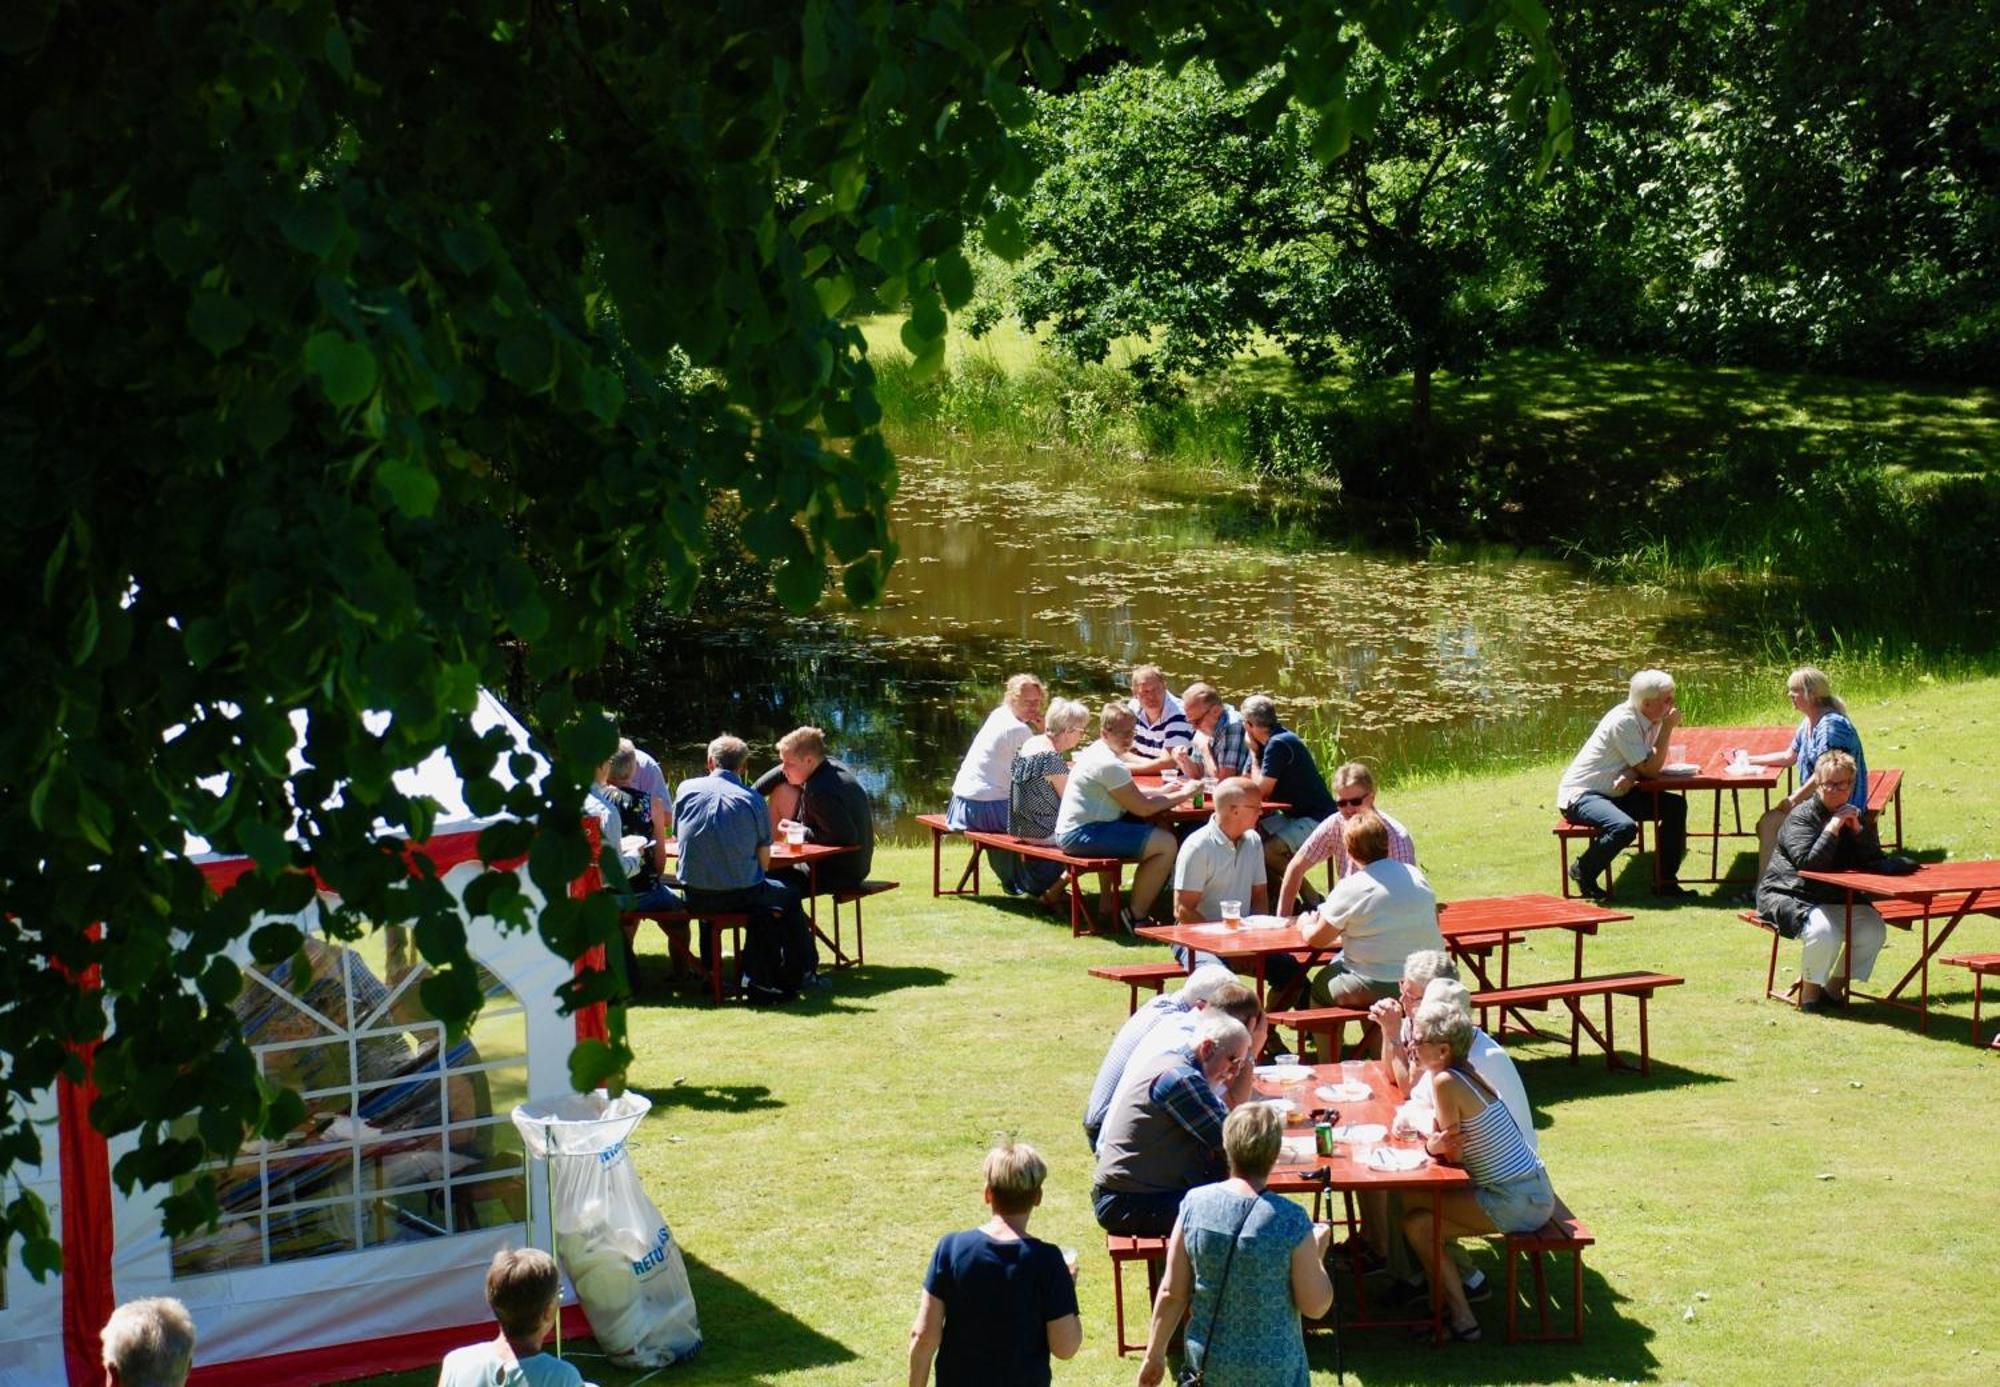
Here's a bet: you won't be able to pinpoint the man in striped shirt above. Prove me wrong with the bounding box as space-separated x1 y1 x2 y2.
1121 664 1196 772
1274 762 1417 914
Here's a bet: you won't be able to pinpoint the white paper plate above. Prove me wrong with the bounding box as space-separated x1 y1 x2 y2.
1663 762 1700 776
1364 1146 1427 1171
1327 1123 1386 1144
1316 1082 1372 1104
1258 1064 1312 1084
1240 913 1290 931
1278 1136 1318 1164
1260 1097 1300 1116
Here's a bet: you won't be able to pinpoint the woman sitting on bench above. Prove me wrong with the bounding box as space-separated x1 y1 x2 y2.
1403 1001 1558 1343
1755 749 1887 1012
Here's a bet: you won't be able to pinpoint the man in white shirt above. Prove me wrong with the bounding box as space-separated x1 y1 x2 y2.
1055 703 1194 929
1556 668 1691 899
1170 777 1268 967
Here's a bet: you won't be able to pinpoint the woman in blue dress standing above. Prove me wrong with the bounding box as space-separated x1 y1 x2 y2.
1136 1103 1333 1386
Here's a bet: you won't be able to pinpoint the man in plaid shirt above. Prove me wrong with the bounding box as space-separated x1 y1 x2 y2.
1090 1012 1262 1236
1275 762 1418 915
1181 682 1253 779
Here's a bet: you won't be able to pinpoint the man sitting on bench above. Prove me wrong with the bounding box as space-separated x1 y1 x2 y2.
1091 1013 1256 1237
674 734 818 1004
1080 963 1239 1151
1055 702 1195 932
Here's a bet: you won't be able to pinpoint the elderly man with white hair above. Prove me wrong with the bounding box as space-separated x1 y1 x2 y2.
1091 1011 1256 1236
102 1297 196 1387
1081 962 1238 1149
1556 668 1692 899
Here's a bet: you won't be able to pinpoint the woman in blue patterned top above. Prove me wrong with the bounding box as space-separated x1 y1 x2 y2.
1745 666 1869 879
1402 1001 1557 1342
1137 1103 1333 1386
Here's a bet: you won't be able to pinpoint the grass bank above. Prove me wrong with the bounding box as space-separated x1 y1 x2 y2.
353 673 2000 1387
862 318 2000 648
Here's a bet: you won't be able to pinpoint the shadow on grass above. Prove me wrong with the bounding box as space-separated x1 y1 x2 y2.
630 1080 784 1115
1309 1261 1658 1384
620 960 952 1013
1506 1052 1730 1106
554 1250 857 1385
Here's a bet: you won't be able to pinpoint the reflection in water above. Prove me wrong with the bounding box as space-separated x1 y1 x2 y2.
607 453 1740 835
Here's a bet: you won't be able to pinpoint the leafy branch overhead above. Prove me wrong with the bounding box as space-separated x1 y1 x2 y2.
0 0 1561 1274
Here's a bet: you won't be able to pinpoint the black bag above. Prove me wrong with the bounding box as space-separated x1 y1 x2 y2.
1868 853 1920 876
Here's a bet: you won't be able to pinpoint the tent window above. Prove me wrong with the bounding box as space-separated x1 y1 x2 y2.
170 929 529 1278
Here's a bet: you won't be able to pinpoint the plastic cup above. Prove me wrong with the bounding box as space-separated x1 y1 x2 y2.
1161 767 1181 783
1060 1245 1079 1279
1221 899 1243 928
1669 743 1689 765
783 824 806 847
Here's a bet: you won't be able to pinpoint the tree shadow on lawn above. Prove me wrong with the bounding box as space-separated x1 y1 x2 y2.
629 1080 784 1115
557 1250 858 1385
621 961 952 1013
1505 1052 1729 1108
1312 1261 1658 1384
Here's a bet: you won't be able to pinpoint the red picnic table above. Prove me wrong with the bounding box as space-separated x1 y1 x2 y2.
1798 860 2000 1034
1629 725 1795 885
1130 774 1290 825
663 837 863 968
1258 1059 1473 1342
1136 893 1632 1003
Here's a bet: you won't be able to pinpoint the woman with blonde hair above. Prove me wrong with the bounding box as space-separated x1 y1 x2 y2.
1137 1103 1332 1386
1009 697 1093 908
1742 666 1869 878
1401 1001 1557 1343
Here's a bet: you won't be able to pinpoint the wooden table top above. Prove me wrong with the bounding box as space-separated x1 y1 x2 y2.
1636 724 1795 792
1801 858 2000 900
1257 1060 1471 1194
1135 892 1630 958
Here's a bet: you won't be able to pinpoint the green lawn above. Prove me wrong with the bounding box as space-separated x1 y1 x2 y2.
353 675 2000 1386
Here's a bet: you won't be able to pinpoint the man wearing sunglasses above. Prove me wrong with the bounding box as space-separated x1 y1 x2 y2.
1274 762 1416 915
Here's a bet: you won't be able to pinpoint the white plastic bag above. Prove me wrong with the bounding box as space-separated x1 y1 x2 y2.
513 1090 702 1368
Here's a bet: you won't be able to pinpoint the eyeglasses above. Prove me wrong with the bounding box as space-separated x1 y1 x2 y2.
1335 794 1368 809
1820 778 1855 791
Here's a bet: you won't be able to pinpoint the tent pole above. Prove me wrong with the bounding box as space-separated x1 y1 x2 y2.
546 1120 562 1362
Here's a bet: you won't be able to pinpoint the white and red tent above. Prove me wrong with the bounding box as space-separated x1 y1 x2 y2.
0 689 608 1386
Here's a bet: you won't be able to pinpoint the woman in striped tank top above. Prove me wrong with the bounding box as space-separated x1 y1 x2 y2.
1400 1001 1558 1342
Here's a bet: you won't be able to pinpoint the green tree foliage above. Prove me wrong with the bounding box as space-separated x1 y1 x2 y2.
997 36 1558 451
0 0 1558 1273
1525 1 1999 377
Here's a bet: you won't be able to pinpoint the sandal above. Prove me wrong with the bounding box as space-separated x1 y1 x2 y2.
1410 1318 1482 1344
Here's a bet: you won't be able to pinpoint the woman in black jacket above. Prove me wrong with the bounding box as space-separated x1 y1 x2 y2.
1755 750 1887 1012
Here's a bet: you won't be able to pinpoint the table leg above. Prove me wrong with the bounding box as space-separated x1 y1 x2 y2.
1709 787 1722 881
1431 1188 1446 1343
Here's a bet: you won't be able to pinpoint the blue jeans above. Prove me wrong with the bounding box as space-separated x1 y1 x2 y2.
1563 788 1687 885
1093 1186 1192 1238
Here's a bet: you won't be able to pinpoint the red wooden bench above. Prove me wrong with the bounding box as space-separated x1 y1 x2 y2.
1265 1005 1375 1061
1866 768 1905 850
1500 1196 1594 1342
918 812 1126 935
1088 962 1186 1013
1472 972 1685 1073
1941 952 2000 1046
825 880 896 968
1739 910 1795 1005
1552 818 1646 899
621 908 751 1003
1107 1233 1169 1355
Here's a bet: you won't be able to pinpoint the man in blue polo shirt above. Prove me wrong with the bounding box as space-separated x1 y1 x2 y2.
1241 694 1338 885
674 734 817 1003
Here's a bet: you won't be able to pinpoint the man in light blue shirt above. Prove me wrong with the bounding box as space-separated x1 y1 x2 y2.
1081 963 1238 1150
673 735 817 1002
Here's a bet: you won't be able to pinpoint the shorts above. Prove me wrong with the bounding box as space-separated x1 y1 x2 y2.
1060 818 1159 859
946 795 1010 832
1473 1165 1556 1234
1260 813 1317 854
1310 958 1401 1008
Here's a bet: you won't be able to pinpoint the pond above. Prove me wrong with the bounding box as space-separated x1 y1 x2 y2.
608 451 1748 836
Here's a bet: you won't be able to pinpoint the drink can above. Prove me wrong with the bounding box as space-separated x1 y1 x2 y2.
1191 786 1204 810
1314 1121 1334 1157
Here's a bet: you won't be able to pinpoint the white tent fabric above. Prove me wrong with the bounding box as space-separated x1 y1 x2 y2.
0 691 589 1385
